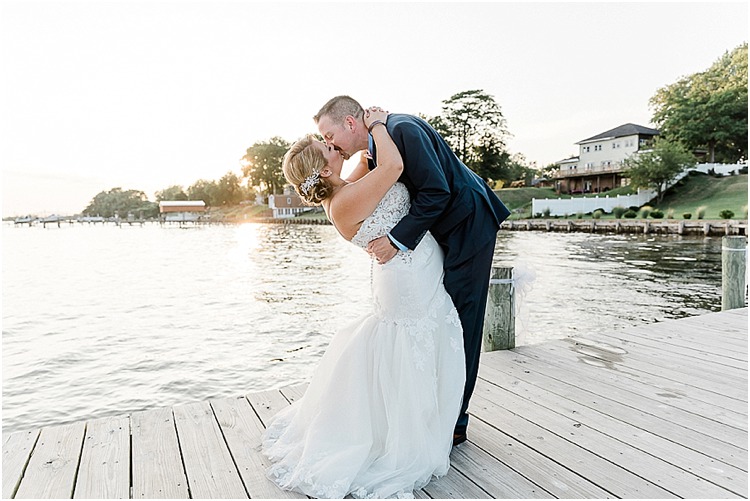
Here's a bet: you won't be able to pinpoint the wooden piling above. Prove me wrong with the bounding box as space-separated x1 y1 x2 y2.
722 236 747 311
483 266 515 351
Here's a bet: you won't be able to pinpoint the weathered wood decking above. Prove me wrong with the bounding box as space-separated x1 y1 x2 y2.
3 308 747 499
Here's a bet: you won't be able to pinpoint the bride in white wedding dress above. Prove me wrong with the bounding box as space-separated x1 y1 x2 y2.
262 107 465 499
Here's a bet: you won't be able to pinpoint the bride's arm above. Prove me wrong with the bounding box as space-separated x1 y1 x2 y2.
329 108 403 239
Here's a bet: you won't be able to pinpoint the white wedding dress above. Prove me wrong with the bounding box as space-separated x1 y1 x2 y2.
262 182 466 499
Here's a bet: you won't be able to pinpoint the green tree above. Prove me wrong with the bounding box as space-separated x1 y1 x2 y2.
427 89 512 184
650 43 748 163
187 179 219 206
242 136 290 196
215 171 246 206
623 139 696 203
155 185 188 202
82 187 158 218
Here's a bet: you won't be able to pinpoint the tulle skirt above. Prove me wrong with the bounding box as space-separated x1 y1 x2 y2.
262 233 465 499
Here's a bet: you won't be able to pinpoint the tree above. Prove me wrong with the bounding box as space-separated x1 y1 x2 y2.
155 185 188 202
215 171 246 206
187 179 219 206
427 89 512 184
82 187 158 218
241 136 290 196
623 139 696 203
650 43 748 163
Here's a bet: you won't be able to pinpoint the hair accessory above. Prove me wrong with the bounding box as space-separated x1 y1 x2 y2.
299 171 320 195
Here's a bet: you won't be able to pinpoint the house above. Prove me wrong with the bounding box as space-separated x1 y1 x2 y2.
159 200 206 222
268 190 307 218
552 123 660 194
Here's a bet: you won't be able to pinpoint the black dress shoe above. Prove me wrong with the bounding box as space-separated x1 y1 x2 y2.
452 432 467 446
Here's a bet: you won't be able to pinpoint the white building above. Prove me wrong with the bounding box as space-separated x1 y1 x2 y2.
553 123 660 194
159 200 206 222
268 192 307 218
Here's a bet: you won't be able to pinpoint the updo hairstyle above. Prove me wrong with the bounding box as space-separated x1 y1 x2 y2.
282 135 333 205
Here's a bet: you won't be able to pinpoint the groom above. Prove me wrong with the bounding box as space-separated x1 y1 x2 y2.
315 96 510 445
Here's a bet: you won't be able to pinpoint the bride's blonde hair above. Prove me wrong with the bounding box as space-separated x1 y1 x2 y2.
282 135 333 205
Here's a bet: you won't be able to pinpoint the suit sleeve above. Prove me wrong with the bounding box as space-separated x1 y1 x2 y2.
388 121 451 250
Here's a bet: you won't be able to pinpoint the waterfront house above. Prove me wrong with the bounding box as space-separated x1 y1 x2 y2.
268 190 307 218
552 123 660 194
159 200 206 222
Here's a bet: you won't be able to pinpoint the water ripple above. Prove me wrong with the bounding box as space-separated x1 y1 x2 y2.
2 223 726 433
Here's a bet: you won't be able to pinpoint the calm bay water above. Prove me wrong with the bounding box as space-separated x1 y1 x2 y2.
2 222 724 433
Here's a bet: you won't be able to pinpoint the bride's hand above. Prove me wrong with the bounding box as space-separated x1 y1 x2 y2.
363 106 389 129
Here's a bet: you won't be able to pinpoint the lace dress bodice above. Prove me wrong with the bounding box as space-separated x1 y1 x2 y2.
351 183 410 249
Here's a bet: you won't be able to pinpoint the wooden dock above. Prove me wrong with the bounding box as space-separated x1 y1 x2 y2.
3 308 747 499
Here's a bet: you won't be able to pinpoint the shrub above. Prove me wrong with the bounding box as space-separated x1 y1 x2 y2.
533 213 542 219
696 206 707 219
624 210 637 219
612 206 626 219
543 207 551 218
593 210 603 219
576 212 583 219
683 213 692 219
739 166 748 175
650 209 664 219
666 208 675 219
719 209 735 219
639 205 652 218
628 206 640 212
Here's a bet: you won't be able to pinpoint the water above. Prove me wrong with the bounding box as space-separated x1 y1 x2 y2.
2 222 725 433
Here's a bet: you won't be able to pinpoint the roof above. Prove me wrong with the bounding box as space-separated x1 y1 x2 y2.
270 194 305 208
159 201 206 207
577 123 660 144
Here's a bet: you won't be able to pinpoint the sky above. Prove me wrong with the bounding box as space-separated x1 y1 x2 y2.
1 1 747 216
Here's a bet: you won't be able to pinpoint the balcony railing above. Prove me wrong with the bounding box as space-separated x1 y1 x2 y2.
552 164 627 179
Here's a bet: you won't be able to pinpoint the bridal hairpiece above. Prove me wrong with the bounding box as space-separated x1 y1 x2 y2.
299 170 320 195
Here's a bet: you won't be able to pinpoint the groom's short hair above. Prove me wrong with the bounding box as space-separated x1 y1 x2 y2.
314 95 364 124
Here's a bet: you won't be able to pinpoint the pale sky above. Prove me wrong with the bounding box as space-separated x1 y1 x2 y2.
1 1 747 216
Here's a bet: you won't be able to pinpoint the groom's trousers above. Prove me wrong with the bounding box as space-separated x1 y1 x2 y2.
442 239 497 434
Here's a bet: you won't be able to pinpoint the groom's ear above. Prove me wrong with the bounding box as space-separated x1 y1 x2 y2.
344 115 358 131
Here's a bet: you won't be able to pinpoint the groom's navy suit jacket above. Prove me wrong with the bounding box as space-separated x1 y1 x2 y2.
369 113 511 267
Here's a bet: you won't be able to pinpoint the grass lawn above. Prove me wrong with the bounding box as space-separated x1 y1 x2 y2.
655 172 748 219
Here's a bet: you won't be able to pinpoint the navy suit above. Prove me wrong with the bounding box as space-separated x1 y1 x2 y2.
369 114 510 433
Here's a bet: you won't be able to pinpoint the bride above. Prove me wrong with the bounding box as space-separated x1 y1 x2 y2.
261 107 465 499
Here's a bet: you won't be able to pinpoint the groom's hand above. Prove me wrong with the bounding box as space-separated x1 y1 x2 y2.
367 236 398 265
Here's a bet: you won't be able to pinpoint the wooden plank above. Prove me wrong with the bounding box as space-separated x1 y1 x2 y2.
466 417 615 498
468 390 675 498
558 335 748 414
480 352 748 472
2 429 40 499
512 343 749 441
173 401 248 499
626 315 749 348
576 331 749 396
449 440 553 498
587 327 748 371
211 397 305 499
421 466 491 499
472 377 739 498
636 322 748 349
478 362 747 496
278 383 308 403
15 421 85 499
245 388 292 426
74 415 130 499
131 407 189 498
